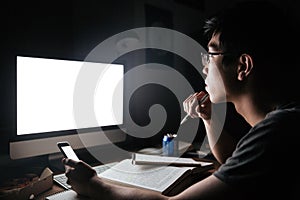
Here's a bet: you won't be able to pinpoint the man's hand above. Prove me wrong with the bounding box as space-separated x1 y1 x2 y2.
63 158 97 197
183 91 211 120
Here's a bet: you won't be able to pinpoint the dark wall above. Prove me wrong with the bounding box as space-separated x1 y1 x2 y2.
0 0 207 160
1 0 298 167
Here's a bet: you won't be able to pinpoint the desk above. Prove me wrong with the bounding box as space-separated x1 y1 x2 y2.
35 184 64 200
27 143 218 199
37 157 218 200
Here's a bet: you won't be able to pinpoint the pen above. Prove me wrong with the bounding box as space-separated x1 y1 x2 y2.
180 93 209 125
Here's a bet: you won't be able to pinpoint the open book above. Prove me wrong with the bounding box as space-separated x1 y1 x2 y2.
99 157 214 196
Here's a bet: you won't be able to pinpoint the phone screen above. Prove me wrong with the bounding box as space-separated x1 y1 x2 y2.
61 145 80 161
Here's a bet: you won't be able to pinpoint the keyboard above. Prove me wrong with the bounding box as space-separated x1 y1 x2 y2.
53 162 118 190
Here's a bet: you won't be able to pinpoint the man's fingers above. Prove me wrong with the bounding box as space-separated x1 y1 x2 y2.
183 92 202 115
183 91 209 118
183 94 193 112
63 158 79 168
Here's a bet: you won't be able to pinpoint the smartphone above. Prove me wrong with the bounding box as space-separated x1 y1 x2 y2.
57 141 80 161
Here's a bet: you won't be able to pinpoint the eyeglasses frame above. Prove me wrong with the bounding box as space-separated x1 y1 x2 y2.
201 52 229 66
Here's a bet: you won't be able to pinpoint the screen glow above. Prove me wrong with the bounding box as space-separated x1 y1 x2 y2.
17 56 124 135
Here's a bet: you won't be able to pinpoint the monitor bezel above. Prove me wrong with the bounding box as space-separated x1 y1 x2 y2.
9 55 127 160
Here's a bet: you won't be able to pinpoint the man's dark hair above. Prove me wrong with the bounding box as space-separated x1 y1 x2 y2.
203 0 299 103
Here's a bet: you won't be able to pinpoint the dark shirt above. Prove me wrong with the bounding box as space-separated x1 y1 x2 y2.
214 102 300 199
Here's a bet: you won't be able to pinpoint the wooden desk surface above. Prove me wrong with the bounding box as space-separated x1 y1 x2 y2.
35 184 65 200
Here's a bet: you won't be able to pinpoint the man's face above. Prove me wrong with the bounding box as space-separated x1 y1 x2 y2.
202 33 228 104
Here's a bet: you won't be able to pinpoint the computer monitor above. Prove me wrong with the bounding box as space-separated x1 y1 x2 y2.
10 56 126 160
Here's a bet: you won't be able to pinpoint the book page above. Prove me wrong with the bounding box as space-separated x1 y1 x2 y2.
133 153 213 167
98 159 194 193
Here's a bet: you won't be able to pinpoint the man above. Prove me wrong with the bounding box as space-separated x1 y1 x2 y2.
63 1 300 199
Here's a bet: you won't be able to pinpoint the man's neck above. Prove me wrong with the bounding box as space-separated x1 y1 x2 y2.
233 95 274 127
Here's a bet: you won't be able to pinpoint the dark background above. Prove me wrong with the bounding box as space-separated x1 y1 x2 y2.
0 0 299 178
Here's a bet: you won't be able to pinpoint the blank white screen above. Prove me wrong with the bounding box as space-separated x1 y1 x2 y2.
61 146 80 161
17 56 124 135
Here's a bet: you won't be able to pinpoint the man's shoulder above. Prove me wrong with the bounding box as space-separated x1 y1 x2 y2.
257 101 300 134
268 101 300 119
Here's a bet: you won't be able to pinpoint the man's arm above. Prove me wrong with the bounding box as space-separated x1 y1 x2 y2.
183 92 238 164
91 174 234 200
63 158 168 200
202 118 238 164
63 158 235 200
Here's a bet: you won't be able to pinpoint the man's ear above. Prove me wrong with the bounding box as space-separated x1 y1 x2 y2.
237 54 254 81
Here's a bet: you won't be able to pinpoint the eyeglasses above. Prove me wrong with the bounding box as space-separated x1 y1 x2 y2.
201 52 228 66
